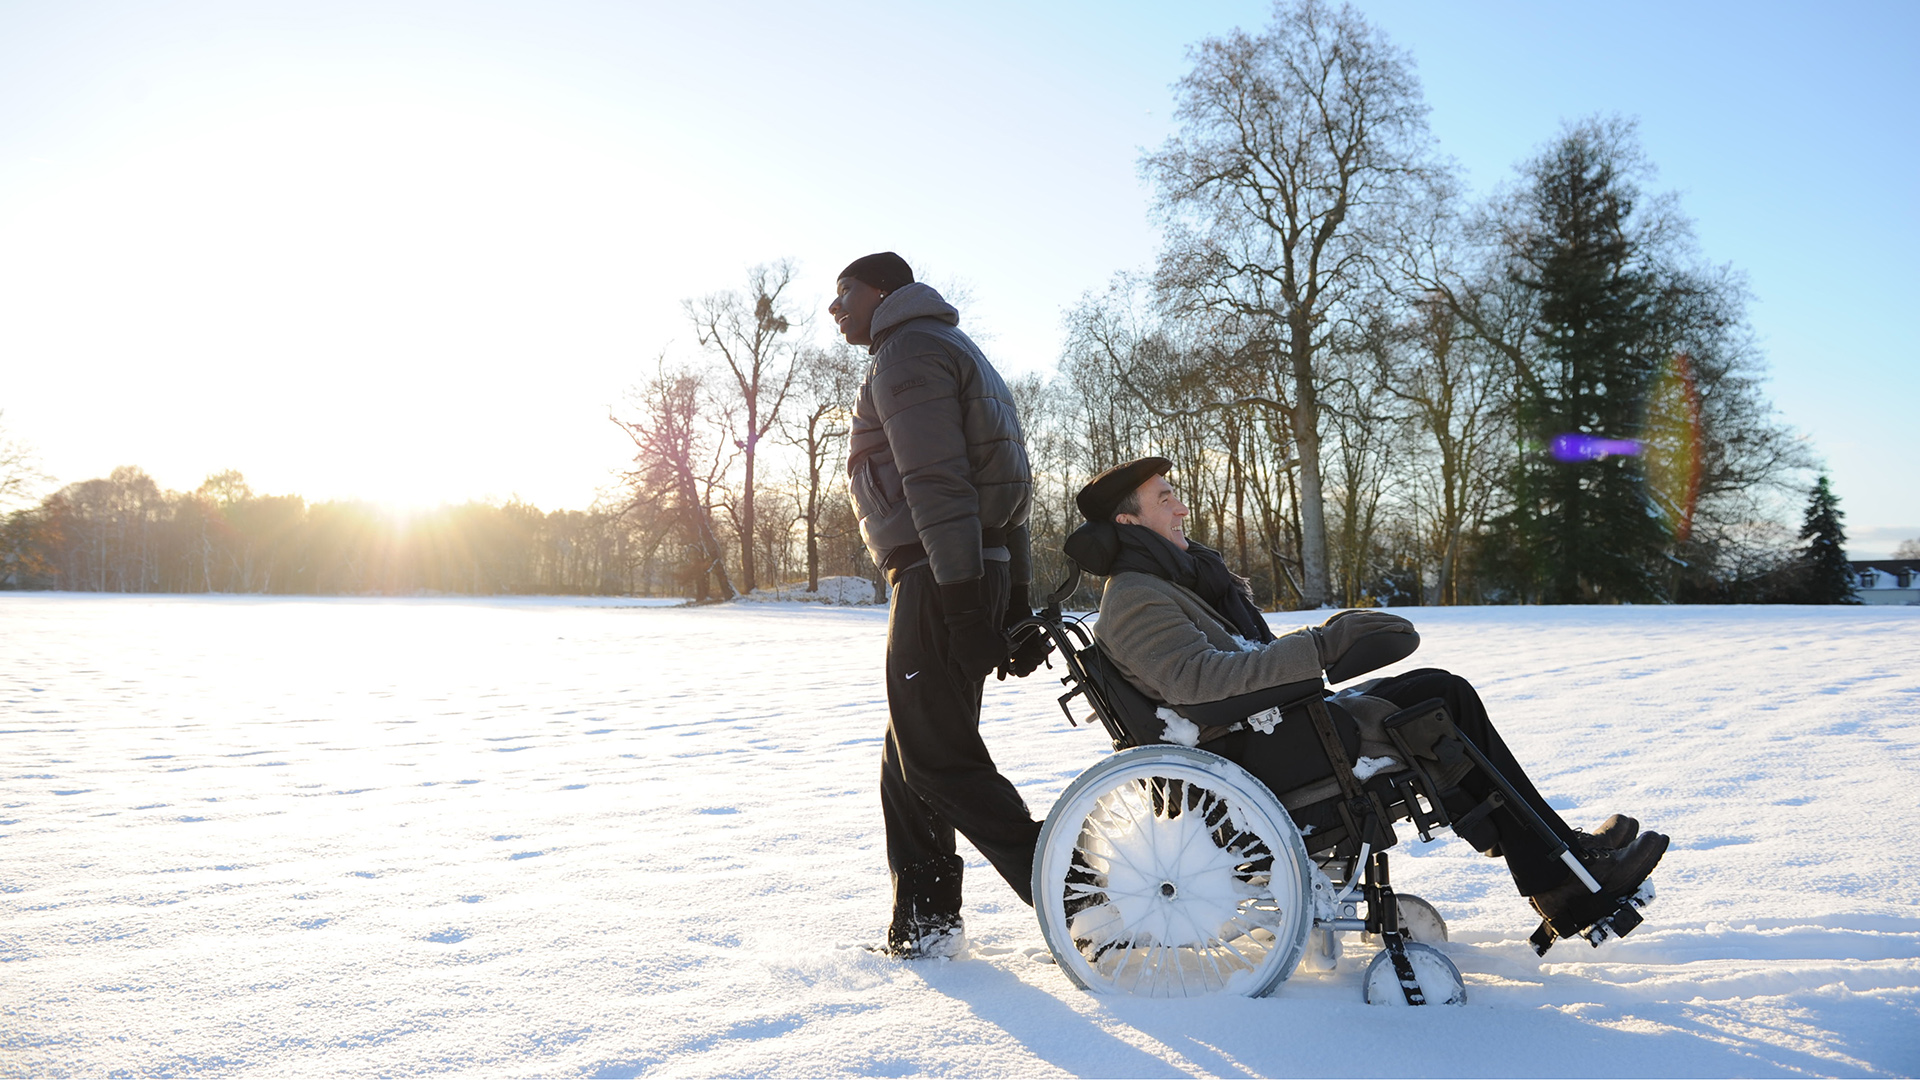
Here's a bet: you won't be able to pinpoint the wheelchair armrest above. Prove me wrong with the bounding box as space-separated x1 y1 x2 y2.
1171 678 1325 729
1325 627 1420 684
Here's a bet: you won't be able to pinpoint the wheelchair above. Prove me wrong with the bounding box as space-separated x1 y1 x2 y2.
1013 566 1643 1005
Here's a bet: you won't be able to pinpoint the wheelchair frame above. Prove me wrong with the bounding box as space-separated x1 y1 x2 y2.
1013 565 1625 1002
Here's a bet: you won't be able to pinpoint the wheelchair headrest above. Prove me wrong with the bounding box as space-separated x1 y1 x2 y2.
1062 521 1121 576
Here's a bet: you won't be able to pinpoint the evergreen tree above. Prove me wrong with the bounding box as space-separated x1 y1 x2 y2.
1490 120 1669 603
1796 474 1857 604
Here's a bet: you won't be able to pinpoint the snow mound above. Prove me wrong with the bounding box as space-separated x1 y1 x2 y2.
736 575 884 605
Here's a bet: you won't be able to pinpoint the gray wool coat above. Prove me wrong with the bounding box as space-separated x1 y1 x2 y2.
1091 571 1321 706
1093 571 1403 782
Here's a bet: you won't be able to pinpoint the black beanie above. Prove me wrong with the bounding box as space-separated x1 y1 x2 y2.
837 252 914 294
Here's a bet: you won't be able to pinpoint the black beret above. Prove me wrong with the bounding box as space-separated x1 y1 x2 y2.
837 252 914 294
1076 456 1173 523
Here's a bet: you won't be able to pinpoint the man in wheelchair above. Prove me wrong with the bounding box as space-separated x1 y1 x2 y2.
1063 457 1670 946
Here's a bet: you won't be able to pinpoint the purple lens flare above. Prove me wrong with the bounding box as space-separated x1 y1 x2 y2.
1549 433 1643 462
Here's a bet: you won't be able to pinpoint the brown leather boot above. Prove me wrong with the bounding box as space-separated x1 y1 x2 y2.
1573 814 1639 854
1530 832 1669 937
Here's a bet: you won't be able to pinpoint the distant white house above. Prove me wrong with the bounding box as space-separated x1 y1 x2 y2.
1849 561 1920 605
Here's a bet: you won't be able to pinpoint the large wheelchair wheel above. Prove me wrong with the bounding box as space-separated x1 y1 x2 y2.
1033 746 1314 997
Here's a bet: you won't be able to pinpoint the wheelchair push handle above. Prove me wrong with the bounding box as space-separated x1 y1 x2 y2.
1041 565 1081 618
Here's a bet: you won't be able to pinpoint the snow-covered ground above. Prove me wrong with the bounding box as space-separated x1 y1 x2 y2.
3 594 1917 1078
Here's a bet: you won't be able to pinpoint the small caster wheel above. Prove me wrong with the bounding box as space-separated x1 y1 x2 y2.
1363 942 1466 1005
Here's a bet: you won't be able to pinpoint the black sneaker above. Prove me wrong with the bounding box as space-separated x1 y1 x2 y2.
884 914 968 959
1530 831 1669 936
1573 814 1639 854
884 854 966 959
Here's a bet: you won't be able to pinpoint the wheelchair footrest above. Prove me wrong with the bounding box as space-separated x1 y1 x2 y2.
1529 880 1656 956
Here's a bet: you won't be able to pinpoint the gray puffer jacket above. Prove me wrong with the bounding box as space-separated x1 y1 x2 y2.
847 283 1032 586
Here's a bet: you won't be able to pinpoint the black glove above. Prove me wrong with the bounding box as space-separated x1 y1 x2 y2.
1309 609 1418 683
997 580 1053 680
940 578 1010 682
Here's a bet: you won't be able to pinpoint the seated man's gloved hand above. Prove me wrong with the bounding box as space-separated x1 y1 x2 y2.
941 579 1011 682
1310 609 1416 673
997 580 1053 680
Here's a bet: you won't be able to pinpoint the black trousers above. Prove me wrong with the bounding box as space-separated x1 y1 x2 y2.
880 561 1042 908
1367 668 1581 895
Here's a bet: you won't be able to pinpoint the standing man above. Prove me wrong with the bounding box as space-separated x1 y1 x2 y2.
831 252 1050 958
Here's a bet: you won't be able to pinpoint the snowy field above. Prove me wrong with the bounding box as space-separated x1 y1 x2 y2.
3 593 1918 1078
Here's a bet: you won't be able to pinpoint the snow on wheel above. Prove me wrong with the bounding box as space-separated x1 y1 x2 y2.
1032 745 1313 998
1394 894 1448 944
1301 924 1341 972
1362 942 1467 1006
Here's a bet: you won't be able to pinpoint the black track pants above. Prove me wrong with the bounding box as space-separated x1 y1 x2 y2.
880 561 1042 908
1367 668 1582 895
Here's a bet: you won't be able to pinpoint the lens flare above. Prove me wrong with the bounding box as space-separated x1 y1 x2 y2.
1549 434 1643 462
1638 352 1705 543
1542 354 1704 544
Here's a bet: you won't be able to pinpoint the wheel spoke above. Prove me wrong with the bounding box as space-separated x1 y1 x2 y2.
1037 749 1312 999
1109 781 1166 874
1213 927 1260 970
1080 805 1153 883
1195 934 1232 989
1113 931 1144 985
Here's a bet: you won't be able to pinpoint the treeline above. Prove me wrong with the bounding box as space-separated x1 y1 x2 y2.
2 2 1831 606
0 467 655 595
1020 110 1806 607
618 2 1815 610
1016 3 1809 609
0 458 883 598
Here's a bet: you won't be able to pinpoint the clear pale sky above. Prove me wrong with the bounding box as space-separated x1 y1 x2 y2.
2 0 1913 555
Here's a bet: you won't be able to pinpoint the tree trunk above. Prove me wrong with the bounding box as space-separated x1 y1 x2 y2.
1231 425 1249 579
740 405 758 594
805 452 821 593
1288 324 1332 607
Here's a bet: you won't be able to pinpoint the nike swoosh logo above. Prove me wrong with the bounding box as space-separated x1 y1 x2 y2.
904 671 919 679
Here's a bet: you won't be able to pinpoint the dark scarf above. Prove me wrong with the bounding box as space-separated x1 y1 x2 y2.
1064 522 1275 644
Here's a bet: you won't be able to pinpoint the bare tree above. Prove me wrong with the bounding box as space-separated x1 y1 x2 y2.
0 412 52 588
1142 0 1434 606
1063 280 1307 606
779 342 864 593
1320 334 1399 605
751 485 802 593
0 411 50 511
1368 169 1519 603
1360 288 1513 604
612 363 738 603
686 260 804 594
